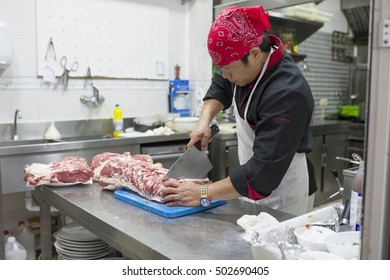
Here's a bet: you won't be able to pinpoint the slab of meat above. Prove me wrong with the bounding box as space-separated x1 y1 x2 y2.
91 152 166 201
91 152 209 202
24 156 93 187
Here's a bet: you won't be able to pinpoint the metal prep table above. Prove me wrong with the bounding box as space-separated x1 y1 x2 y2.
33 183 293 260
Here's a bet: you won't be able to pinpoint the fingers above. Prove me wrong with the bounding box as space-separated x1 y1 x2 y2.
162 178 179 188
160 179 180 202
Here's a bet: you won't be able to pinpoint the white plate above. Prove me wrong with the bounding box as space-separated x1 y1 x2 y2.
56 239 110 251
55 242 113 259
54 241 112 257
57 236 106 246
58 222 100 241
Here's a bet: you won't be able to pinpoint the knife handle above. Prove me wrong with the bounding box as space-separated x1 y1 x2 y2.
194 124 220 150
340 199 351 226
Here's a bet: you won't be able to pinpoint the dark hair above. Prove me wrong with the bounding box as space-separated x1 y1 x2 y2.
241 35 272 65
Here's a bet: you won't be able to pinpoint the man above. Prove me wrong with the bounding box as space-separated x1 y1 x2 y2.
161 5 316 215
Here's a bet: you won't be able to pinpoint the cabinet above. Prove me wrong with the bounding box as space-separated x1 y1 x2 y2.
346 123 365 164
307 128 348 207
268 11 323 63
208 134 239 182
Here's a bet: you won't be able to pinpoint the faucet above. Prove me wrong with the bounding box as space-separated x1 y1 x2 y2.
13 109 22 140
80 86 105 106
80 67 104 106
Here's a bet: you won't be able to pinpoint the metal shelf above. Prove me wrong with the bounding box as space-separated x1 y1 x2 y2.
268 11 324 45
290 53 307 63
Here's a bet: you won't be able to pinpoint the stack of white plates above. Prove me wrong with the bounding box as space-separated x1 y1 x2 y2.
54 222 114 260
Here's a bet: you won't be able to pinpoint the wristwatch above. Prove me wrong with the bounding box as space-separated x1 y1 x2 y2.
200 183 211 207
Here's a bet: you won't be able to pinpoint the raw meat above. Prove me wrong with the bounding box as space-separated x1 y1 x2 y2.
91 152 209 202
24 156 93 187
91 152 166 201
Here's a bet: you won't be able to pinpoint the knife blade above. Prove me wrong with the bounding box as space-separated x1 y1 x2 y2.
165 124 219 179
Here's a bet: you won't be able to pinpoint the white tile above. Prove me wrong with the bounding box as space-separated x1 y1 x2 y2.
8 34 36 77
10 90 39 122
149 90 169 114
0 91 12 123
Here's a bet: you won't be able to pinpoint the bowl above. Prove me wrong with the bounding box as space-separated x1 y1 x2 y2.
324 231 361 259
251 245 283 260
294 225 335 251
165 117 199 133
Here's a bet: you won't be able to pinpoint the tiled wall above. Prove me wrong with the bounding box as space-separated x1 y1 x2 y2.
296 31 354 122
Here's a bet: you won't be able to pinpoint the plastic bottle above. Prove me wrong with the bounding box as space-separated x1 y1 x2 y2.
113 104 124 138
350 160 364 231
5 236 27 260
12 220 36 260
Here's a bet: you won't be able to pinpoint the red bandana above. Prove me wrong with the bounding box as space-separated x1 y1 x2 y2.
207 6 271 67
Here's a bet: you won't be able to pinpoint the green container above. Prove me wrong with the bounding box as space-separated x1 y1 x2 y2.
339 105 360 118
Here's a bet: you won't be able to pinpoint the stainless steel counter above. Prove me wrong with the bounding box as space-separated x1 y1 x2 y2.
0 132 191 259
33 184 294 260
0 133 191 157
310 120 352 136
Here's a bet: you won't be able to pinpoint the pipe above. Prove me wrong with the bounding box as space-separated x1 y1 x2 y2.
24 190 58 213
335 156 360 165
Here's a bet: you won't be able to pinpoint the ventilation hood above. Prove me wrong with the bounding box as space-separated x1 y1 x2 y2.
341 0 370 44
214 0 323 15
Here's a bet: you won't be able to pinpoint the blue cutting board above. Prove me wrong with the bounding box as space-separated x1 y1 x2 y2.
114 189 226 218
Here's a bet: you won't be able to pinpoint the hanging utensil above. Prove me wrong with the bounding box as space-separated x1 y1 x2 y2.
335 156 359 165
43 37 57 84
351 153 363 162
54 56 79 90
328 169 344 200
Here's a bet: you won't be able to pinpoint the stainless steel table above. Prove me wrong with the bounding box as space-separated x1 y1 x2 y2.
33 184 293 260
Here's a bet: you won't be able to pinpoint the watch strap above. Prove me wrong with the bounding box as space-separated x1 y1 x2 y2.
201 183 209 198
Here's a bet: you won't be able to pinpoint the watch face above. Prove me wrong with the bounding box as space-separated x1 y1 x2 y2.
200 197 211 207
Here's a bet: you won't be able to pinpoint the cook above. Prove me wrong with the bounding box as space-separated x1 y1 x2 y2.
161 5 317 216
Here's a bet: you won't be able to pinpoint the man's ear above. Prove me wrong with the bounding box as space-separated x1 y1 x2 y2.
249 47 262 62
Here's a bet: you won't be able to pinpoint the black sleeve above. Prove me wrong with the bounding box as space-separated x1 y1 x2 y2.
306 156 318 195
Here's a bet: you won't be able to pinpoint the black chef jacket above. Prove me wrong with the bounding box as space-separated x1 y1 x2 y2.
204 35 317 199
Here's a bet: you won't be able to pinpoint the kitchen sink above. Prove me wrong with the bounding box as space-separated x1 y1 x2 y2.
0 139 57 147
60 135 113 142
0 135 113 148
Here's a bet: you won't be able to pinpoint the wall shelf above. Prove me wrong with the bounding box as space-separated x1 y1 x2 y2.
290 53 307 63
268 11 324 45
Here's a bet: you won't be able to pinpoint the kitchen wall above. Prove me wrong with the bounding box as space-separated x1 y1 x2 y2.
0 0 213 125
296 0 354 121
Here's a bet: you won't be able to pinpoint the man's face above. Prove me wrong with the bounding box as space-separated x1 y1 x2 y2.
220 48 264 86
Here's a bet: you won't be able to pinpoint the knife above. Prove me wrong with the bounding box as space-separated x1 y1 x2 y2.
165 124 219 179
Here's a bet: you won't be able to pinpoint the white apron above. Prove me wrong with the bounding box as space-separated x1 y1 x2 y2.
233 48 309 216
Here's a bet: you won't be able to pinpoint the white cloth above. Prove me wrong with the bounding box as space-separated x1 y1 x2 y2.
233 48 309 216
237 212 279 232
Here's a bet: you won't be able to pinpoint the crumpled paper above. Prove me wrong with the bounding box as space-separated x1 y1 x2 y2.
237 212 279 232
152 126 175 136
